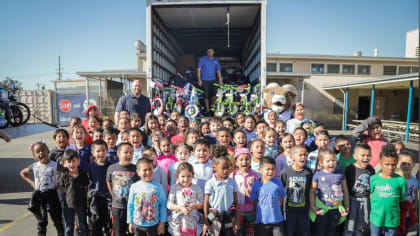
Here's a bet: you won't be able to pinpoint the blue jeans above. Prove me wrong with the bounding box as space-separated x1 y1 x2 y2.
370 223 397 236
63 206 88 236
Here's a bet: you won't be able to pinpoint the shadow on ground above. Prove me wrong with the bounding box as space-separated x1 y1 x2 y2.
0 158 34 194
0 220 12 224
1 124 57 139
0 198 30 205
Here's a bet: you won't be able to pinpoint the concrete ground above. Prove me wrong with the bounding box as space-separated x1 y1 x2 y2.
0 126 58 236
0 125 418 235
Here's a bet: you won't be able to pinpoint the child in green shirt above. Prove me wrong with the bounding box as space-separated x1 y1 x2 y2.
370 144 407 236
335 135 356 170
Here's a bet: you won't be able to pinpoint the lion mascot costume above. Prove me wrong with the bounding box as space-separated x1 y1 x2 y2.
263 83 298 124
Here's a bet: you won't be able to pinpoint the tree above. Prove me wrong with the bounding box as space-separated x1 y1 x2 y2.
1 77 23 91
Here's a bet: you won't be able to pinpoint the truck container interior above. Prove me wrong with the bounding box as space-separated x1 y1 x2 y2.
149 3 262 85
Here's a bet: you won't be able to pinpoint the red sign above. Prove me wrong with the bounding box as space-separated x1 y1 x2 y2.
59 100 72 112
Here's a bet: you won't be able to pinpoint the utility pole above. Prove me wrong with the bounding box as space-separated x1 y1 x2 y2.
57 56 63 80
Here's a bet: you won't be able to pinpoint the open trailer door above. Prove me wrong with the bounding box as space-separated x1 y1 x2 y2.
146 0 266 113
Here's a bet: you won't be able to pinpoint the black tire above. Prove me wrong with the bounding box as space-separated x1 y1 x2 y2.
17 102 30 124
9 105 23 127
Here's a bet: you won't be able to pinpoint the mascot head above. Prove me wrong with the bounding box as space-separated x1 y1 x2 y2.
263 83 297 113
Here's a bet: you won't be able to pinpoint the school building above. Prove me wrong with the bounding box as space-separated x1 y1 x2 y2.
265 53 419 130
76 47 419 128
74 29 419 142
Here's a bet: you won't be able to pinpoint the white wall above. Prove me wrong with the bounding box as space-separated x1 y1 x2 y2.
405 28 419 58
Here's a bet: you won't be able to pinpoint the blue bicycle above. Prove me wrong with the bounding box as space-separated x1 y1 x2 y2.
183 83 204 120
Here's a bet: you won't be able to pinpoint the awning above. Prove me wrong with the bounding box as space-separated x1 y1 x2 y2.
76 70 147 80
323 73 419 90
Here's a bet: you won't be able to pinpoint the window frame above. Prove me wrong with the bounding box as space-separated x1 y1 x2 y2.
327 64 340 74
279 63 293 73
267 62 278 72
311 63 325 74
342 64 355 75
357 65 371 75
383 65 397 75
398 66 411 75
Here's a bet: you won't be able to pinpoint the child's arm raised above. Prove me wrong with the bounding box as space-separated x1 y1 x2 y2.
309 181 319 214
351 116 378 140
20 167 34 189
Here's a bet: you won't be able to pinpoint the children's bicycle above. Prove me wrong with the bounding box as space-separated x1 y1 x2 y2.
238 84 253 115
224 84 240 116
148 77 165 116
251 83 261 113
184 83 204 120
164 87 176 114
212 84 240 117
173 86 186 114
212 83 227 117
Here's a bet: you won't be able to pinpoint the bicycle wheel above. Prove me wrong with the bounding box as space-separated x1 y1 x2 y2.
17 102 30 124
228 104 238 116
214 103 225 117
9 105 23 127
153 98 164 116
185 104 199 118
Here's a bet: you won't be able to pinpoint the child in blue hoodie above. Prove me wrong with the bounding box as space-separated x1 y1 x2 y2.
127 158 167 235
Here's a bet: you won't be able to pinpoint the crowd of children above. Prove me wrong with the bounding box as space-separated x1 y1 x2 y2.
19 103 418 236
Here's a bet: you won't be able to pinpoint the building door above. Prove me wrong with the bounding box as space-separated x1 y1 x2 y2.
358 96 370 120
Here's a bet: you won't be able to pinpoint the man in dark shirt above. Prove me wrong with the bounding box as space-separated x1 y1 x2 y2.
114 79 151 126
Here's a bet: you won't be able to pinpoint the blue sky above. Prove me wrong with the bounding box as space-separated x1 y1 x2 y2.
0 0 418 90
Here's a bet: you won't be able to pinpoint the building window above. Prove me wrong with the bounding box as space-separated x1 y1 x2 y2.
343 65 355 74
412 66 419 73
267 63 277 72
280 63 293 72
357 65 371 75
327 64 340 74
311 64 324 73
398 66 410 75
384 66 397 75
